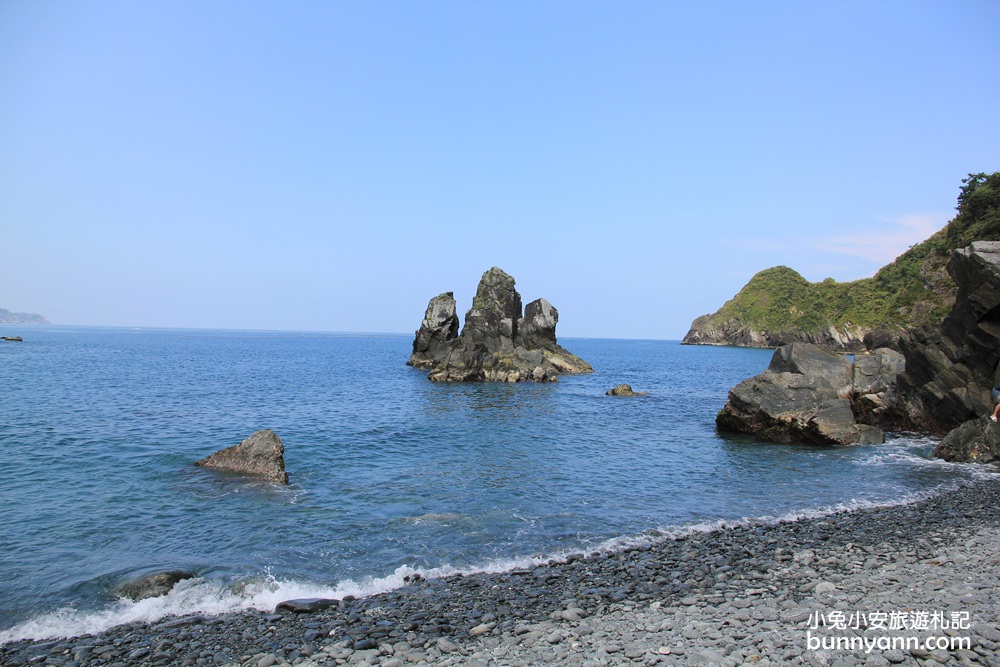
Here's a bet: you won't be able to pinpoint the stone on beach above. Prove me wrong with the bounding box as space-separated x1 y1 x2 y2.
6 479 1000 667
934 418 1000 463
194 429 289 484
274 598 339 614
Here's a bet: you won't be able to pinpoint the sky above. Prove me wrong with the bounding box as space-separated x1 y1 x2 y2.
2 1 998 339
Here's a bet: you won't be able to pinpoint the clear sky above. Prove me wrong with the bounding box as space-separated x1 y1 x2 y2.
2 1 998 339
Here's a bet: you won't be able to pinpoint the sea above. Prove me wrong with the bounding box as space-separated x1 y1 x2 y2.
0 325 989 643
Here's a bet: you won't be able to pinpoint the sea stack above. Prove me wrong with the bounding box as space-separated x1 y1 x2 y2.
195 429 289 484
407 267 593 382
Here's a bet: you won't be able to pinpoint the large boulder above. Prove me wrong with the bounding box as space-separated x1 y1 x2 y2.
934 419 1000 464
195 429 289 484
716 342 884 445
408 268 592 382
851 347 906 425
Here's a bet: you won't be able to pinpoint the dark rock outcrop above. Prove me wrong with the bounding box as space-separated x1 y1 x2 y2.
716 342 884 445
408 292 460 369
195 429 289 484
407 268 592 382
934 419 1000 463
115 570 195 601
883 241 1000 436
716 242 1000 457
606 384 647 397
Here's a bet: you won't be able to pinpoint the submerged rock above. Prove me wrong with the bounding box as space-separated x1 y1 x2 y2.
606 384 647 397
194 429 289 484
115 569 195 601
407 267 592 382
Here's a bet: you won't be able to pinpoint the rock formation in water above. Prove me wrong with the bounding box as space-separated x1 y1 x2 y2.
194 429 289 484
407 267 592 382
606 384 647 396
115 569 195 601
716 342 890 446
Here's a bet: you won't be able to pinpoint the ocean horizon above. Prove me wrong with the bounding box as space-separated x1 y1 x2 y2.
0 325 988 643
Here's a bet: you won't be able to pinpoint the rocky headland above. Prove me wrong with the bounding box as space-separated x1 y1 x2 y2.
683 172 1000 352
407 267 592 382
717 240 1000 460
0 307 50 325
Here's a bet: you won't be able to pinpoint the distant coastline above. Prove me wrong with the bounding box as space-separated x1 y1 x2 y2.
0 308 50 325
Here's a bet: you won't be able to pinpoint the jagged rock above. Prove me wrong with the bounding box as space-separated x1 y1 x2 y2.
519 298 558 346
934 419 1000 464
853 348 905 395
407 292 459 369
606 384 647 397
194 429 289 484
716 342 884 445
408 268 592 382
115 570 195 601
886 241 1000 436
850 348 906 425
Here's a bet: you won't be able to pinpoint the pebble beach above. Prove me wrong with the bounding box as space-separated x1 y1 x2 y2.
4 476 1000 667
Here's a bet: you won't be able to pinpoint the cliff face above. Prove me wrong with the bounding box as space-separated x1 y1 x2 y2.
881 241 1000 435
407 267 593 382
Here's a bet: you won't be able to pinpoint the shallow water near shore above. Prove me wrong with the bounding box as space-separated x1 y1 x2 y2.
0 326 989 642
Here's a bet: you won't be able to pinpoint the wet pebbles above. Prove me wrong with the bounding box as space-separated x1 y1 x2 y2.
4 478 1000 666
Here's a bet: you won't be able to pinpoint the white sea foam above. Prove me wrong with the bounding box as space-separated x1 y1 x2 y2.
0 478 982 645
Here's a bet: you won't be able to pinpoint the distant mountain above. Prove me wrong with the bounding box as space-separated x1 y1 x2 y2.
0 308 51 325
682 172 1000 351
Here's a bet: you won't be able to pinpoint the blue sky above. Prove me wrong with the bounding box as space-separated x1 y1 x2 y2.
2 1 998 339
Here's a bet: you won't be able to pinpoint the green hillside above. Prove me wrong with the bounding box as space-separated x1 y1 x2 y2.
684 172 1000 346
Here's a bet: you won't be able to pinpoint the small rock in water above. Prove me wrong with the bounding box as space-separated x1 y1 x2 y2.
115 569 195 601
194 429 289 484
605 384 647 396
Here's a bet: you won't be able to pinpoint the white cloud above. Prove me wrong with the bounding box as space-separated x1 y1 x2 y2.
813 214 948 265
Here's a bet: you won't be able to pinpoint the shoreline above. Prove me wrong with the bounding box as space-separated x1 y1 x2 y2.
4 477 1000 666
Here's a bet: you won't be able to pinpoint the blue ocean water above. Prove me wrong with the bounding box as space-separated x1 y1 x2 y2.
0 326 985 641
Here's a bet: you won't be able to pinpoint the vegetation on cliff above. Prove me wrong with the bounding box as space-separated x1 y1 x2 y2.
684 172 1000 348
